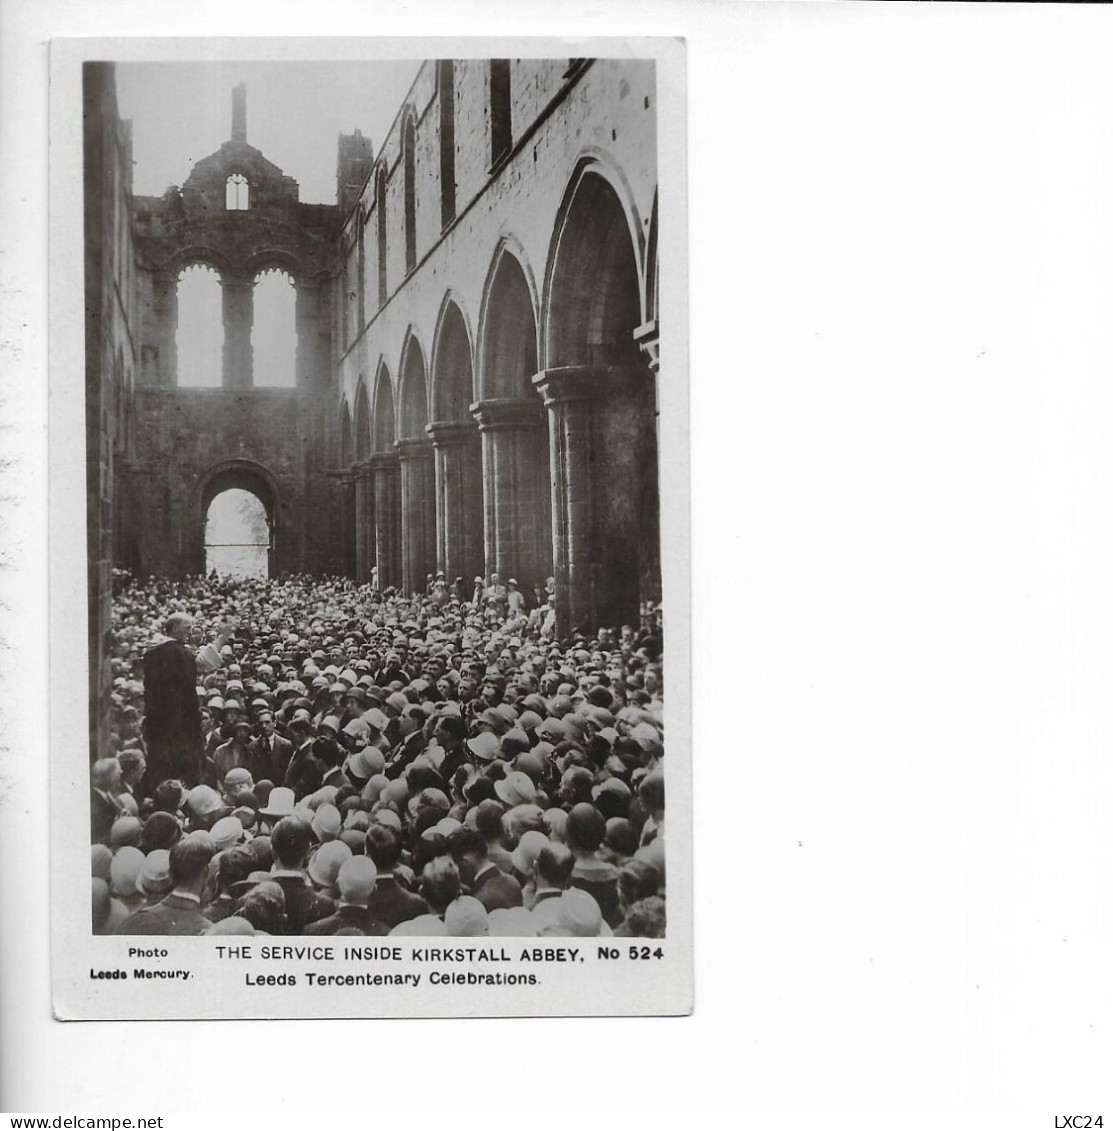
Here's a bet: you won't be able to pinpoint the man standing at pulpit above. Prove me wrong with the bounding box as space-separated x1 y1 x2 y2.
142 612 232 789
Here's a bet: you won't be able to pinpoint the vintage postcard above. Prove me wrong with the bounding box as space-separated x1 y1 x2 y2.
49 36 690 1019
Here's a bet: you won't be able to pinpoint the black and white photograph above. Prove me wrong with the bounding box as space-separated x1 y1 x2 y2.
50 38 690 1020
8 0 1113 1119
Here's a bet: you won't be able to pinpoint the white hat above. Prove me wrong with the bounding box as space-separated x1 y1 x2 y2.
259 786 296 818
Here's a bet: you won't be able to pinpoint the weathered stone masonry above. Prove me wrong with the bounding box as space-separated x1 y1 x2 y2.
85 58 662 756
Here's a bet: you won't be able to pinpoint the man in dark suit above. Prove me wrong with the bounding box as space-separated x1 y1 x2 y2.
431 712 468 784
448 825 523 913
142 612 231 788
566 802 622 928
383 706 428 780
91 758 128 845
250 711 293 784
304 857 390 936
268 816 335 934
115 834 214 935
527 842 575 910
363 822 430 928
281 715 326 799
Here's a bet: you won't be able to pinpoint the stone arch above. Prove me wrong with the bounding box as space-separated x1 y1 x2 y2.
398 331 430 440
251 266 297 388
196 459 280 576
371 361 397 452
489 60 512 166
226 173 249 211
351 378 373 582
646 189 659 325
474 238 553 594
353 378 371 461
198 459 280 524
431 292 475 422
429 293 483 586
402 108 417 274
543 157 646 369
339 398 353 466
397 330 436 593
205 490 269 577
369 361 402 589
438 61 456 228
247 249 305 284
477 238 540 400
537 156 659 633
170 247 232 278
337 399 357 579
175 262 224 388
375 163 388 307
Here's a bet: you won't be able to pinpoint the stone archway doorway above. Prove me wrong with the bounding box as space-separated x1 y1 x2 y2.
197 460 280 578
204 488 271 577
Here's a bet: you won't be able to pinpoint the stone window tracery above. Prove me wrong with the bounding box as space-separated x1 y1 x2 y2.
226 173 249 210
252 268 297 387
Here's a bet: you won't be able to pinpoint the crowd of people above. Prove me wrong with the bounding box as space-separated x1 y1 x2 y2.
91 572 666 939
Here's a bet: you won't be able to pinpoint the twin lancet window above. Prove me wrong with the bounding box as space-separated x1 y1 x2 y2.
176 264 296 388
226 173 249 211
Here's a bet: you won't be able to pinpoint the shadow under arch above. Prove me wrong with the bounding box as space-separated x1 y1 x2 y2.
353 378 372 461
536 155 659 633
540 153 647 370
428 290 484 586
431 290 476 422
475 236 541 401
472 236 553 590
398 327 430 441
169 247 232 279
371 360 397 452
338 397 353 467
198 459 280 524
247 250 305 285
645 189 659 326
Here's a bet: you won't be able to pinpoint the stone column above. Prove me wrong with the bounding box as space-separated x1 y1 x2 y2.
353 461 374 583
634 318 660 417
330 470 357 578
369 451 402 590
396 438 436 595
471 397 553 593
633 320 662 609
534 365 656 635
152 270 178 386
222 273 253 389
294 279 313 390
426 420 484 586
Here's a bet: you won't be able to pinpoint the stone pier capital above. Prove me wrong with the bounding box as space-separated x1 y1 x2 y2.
470 397 545 433
367 450 400 472
395 437 434 462
220 270 256 290
532 364 651 407
426 420 480 447
633 319 660 373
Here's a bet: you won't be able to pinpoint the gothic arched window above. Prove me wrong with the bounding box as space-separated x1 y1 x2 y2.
226 173 249 211
403 115 417 273
176 264 223 387
490 60 512 167
252 268 297 387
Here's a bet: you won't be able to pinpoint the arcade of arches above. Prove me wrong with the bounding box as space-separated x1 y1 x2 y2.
86 59 663 747
336 154 661 637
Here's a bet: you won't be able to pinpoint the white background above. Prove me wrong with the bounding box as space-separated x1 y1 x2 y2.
3 0 1113 1120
